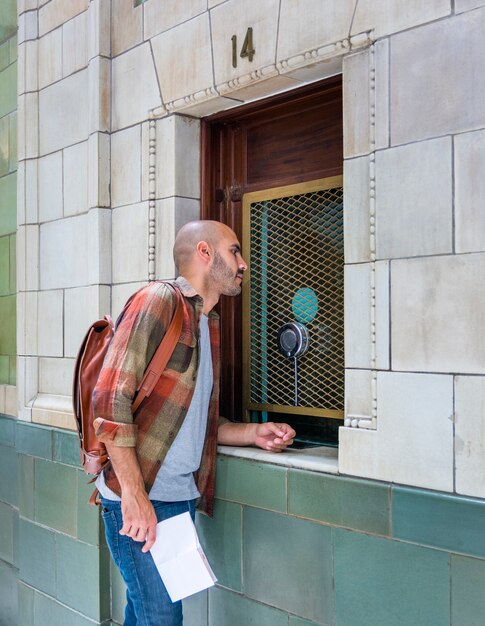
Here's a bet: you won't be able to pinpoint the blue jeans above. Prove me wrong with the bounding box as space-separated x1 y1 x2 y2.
101 497 196 626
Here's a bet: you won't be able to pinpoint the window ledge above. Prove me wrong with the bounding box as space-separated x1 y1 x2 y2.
217 445 338 474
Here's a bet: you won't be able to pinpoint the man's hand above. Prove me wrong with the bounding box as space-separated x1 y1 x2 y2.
119 488 158 553
253 422 295 452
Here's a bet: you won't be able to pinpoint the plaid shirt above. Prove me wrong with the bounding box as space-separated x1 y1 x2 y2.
92 277 221 516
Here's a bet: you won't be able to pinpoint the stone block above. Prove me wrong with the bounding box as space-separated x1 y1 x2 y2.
111 0 142 57
352 0 450 39
344 263 371 369
62 10 88 77
32 393 75 430
64 285 110 358
110 125 141 208
391 10 485 145
112 42 161 131
24 158 38 223
40 215 89 289
343 155 370 263
38 150 63 222
88 56 110 133
211 0 279 87
376 137 453 259
17 91 39 161
37 289 63 357
455 129 485 253
112 202 149 283
38 0 88 37
17 290 38 356
17 355 38 414
155 197 200 279
18 40 38 95
391 253 485 374
343 49 370 158
144 0 206 40
111 281 146 319
345 368 373 425
5 384 17 418
87 208 112 285
278 0 354 60
155 115 200 199
455 0 485 12
39 357 74 396
87 0 111 61
19 519 56 596
151 14 213 105
18 9 38 43
88 132 110 209
38 27 62 89
63 140 88 216
374 38 390 150
39 69 89 155
455 376 485 498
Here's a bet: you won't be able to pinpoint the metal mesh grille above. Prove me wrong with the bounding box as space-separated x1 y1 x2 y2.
247 184 344 416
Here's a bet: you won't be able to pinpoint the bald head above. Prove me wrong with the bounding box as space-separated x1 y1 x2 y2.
173 220 233 274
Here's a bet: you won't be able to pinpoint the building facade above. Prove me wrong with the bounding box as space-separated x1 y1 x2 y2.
1 0 485 624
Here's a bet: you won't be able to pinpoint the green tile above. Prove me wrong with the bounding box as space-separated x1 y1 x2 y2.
9 34 17 63
0 115 8 176
18 519 56 596
0 443 17 505
0 559 18 626
0 42 9 71
0 500 15 563
196 499 242 591
9 232 16 292
34 591 97 626
393 486 485 558
0 235 10 294
290 618 322 626
243 507 333 624
77 470 104 545
18 453 34 519
0 354 9 383
0 62 17 119
0 414 15 445
111 560 127 625
333 529 450 626
289 470 390 535
16 421 52 460
451 555 485 626
183 589 208 626
18 582 34 626
0 294 16 354
56 534 110 621
216 456 287 512
209 587 288 626
0 171 16 236
54 429 82 468
35 459 77 535
0 0 17 43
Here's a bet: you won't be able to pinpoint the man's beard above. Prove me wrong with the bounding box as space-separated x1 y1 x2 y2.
209 251 242 296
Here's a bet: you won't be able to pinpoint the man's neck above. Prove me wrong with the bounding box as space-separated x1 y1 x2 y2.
181 273 219 315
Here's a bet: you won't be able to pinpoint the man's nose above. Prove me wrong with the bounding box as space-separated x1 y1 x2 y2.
239 257 248 271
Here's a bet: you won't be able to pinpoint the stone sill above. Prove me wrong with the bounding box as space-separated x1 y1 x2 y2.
217 444 339 474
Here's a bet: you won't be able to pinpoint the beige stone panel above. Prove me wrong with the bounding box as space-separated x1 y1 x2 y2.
0 385 5 415
40 215 89 289
219 75 301 103
392 253 485 374
282 56 342 83
39 69 89 155
111 0 142 57
38 27 62 89
344 263 371 369
38 151 63 222
455 129 485 253
4 385 18 418
25 158 38 223
155 197 200 279
391 10 485 145
208 0 225 6
39 357 74 396
32 393 75 430
340 372 454 492
38 289 63 357
345 369 374 425
151 14 213 105
17 290 38 355
18 0 39 13
144 0 206 40
88 56 110 133
24 39 38 92
155 115 200 200
17 225 39 292
39 0 89 36
17 356 39 416
112 202 149 284
375 260 390 370
112 282 147 320
168 94 244 119
352 0 450 39
88 0 111 60
87 208 112 285
62 10 88 77
18 9 38 43
111 125 141 208
278 0 354 61
18 92 39 160
455 376 485 497
63 141 88 216
343 49 370 158
211 0 279 86
112 43 161 131
343 156 370 263
376 137 453 259
88 132 110 209
374 38 389 150
17 161 26 226
64 285 110 357
454 0 485 12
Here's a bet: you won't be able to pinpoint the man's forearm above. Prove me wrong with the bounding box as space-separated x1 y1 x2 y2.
217 421 258 446
104 443 145 495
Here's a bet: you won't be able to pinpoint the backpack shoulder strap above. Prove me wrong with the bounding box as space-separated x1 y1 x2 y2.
131 282 184 414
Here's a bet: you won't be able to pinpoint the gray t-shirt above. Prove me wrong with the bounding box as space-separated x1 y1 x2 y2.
96 314 213 502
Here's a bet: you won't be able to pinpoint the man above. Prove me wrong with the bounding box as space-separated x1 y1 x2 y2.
93 220 296 626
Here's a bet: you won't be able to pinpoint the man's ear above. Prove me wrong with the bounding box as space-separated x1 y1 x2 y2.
196 240 211 264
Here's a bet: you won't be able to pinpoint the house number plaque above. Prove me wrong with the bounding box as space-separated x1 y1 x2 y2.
231 27 255 68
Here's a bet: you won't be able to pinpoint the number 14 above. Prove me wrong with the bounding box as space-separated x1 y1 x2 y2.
231 27 255 68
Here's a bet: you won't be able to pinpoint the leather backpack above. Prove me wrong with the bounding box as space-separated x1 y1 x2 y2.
72 282 184 476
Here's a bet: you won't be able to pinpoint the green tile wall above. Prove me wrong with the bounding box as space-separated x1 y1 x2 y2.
0 22 16 387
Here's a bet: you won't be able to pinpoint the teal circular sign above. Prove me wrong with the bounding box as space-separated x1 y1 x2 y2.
292 288 318 324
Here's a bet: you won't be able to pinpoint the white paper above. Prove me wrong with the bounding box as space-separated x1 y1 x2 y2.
150 511 217 602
